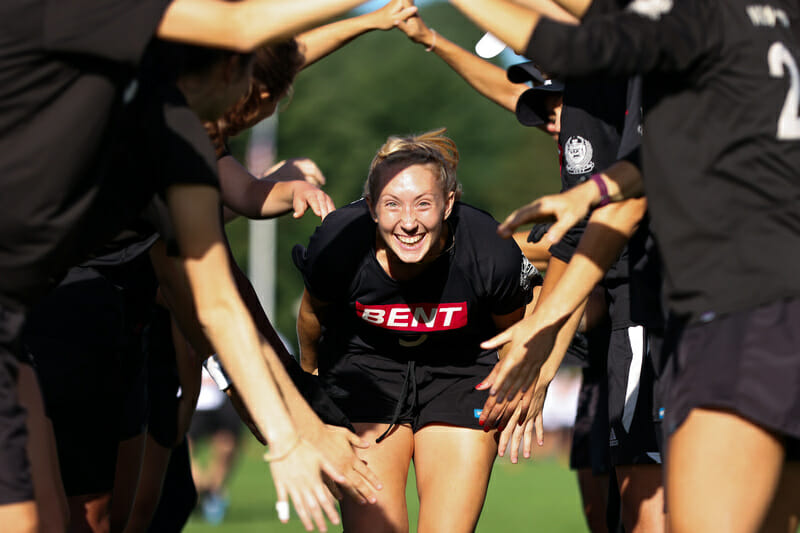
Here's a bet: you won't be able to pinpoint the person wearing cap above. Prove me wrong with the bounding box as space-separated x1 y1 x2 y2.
451 0 800 531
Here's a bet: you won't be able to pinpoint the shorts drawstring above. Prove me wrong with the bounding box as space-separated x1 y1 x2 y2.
375 360 417 443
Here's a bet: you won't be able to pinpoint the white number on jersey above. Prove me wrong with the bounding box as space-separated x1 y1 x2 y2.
768 41 800 140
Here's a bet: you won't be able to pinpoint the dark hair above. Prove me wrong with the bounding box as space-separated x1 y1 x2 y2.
207 38 303 156
150 40 251 84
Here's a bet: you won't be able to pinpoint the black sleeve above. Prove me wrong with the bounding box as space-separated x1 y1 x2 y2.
617 76 643 159
159 87 219 190
527 0 718 81
462 206 535 315
292 200 374 303
43 0 170 64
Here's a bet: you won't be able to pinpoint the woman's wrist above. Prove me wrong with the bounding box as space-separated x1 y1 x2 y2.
264 432 302 462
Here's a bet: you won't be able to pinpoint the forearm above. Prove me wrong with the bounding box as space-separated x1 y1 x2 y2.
450 0 545 55
415 29 527 112
297 291 323 374
158 0 368 52
297 11 380 68
513 0 589 19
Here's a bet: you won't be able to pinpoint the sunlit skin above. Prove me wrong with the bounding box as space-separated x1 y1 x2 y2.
366 162 455 280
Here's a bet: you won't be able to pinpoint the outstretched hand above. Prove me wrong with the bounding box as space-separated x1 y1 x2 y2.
477 313 561 404
290 180 335 221
496 184 597 242
303 424 383 506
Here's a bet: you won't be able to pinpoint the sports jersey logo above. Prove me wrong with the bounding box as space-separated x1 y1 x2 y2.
564 136 595 174
520 256 539 293
355 301 468 332
627 0 673 20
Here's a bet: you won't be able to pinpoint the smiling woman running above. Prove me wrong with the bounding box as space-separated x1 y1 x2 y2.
293 128 539 533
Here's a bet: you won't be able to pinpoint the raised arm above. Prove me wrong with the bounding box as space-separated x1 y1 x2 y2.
296 0 418 69
512 0 592 19
480 196 648 408
449 0 551 55
496 159 645 242
395 12 531 112
218 155 334 221
158 0 371 52
165 183 348 531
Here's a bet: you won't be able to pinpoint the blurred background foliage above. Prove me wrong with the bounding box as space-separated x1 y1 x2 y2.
226 1 560 347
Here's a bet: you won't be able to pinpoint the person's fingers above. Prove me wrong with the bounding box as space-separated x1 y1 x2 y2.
303 490 328 533
394 6 418 22
313 484 340 529
544 215 576 244
276 485 291 524
535 412 545 447
319 194 335 220
344 429 370 449
323 475 343 501
351 459 382 500
288 488 314 531
293 195 310 219
475 363 499 391
479 392 497 424
522 417 535 459
480 327 513 351
497 202 548 238
510 424 523 464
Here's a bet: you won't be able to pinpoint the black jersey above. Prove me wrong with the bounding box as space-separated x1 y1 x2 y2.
529 0 800 322
293 200 536 367
0 0 170 309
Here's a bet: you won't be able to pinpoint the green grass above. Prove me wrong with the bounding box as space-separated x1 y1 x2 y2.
185 438 588 532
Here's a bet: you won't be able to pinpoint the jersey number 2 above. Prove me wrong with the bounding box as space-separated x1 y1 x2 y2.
768 41 800 140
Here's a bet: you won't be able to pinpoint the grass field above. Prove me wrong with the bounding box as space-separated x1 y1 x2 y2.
184 438 589 533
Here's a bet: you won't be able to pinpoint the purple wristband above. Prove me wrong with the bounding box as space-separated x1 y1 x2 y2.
590 173 611 207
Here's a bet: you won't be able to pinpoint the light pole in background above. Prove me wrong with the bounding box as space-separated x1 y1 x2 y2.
245 115 278 318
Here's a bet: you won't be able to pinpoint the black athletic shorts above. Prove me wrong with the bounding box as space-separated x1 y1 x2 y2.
320 351 496 433
24 266 138 495
607 326 662 466
145 306 180 449
663 298 800 457
0 301 32 504
570 321 611 474
189 400 242 441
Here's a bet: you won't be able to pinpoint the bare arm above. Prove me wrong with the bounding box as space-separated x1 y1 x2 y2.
166 183 345 531
218 155 334 221
497 159 645 241
449 0 550 55
511 0 590 20
481 196 648 407
396 13 529 112
158 0 371 52
297 289 328 374
297 0 418 68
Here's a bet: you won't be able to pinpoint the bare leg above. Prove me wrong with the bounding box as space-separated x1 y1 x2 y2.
123 434 172 533
109 433 146 533
667 408 785 533
615 464 664 533
413 425 497 533
761 461 800 533
204 430 240 494
576 469 609 533
68 493 111 533
341 423 414 533
0 501 38 533
18 364 69 532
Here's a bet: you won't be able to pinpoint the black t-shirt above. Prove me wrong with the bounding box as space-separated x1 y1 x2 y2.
529 0 800 322
0 0 170 309
293 200 537 367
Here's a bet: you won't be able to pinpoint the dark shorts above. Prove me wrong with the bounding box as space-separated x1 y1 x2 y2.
145 306 180 449
189 400 242 441
23 266 148 496
663 298 800 450
570 323 612 474
607 326 662 466
320 352 496 432
0 302 32 504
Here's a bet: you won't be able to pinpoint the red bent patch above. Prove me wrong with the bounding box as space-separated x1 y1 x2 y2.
355 301 468 332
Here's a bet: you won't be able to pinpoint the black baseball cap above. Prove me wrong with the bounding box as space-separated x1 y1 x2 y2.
515 79 564 127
